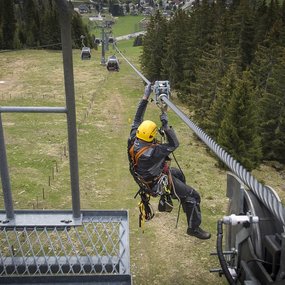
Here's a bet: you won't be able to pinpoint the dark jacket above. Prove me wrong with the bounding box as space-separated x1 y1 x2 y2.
128 99 179 182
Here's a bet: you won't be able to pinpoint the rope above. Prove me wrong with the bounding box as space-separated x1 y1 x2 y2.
159 130 182 227
168 171 182 228
171 152 186 182
114 43 285 227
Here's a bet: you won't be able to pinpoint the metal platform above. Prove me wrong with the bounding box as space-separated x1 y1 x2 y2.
0 210 131 284
0 1 132 283
0 275 131 285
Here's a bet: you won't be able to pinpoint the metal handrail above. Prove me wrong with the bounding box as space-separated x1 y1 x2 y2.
0 0 81 220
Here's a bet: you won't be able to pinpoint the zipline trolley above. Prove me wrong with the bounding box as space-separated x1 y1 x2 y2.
153 81 171 111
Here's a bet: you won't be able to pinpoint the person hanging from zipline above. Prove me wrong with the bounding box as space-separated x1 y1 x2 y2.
127 83 211 240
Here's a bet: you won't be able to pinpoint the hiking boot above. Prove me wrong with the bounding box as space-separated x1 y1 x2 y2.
187 227 211 240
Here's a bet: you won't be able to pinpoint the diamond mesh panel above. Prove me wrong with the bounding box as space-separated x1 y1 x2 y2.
0 211 130 277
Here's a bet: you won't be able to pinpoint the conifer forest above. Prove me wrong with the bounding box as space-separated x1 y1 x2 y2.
1 0 285 172
140 0 285 171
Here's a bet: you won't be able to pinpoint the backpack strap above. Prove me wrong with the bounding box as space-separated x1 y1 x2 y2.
129 144 154 168
128 142 173 231
129 143 157 194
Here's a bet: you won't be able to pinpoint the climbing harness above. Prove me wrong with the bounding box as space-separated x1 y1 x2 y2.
116 44 192 230
128 110 188 231
129 141 175 230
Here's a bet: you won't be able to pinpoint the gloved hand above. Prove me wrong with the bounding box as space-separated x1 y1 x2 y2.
143 84 152 99
160 112 168 127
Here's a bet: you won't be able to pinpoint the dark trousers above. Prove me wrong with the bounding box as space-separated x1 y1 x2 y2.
170 167 201 229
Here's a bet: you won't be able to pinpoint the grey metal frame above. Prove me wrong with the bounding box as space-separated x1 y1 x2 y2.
0 1 131 283
0 0 80 220
0 210 130 282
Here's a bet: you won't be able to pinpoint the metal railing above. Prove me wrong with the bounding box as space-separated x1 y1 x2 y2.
0 210 130 283
0 1 131 283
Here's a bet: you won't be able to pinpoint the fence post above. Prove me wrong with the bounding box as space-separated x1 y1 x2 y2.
0 114 14 219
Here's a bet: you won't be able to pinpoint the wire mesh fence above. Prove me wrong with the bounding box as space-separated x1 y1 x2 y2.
0 210 130 279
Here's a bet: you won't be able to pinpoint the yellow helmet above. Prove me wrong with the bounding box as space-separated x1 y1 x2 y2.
136 120 157 142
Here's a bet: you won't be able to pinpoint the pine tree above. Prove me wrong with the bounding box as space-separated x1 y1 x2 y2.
175 4 202 105
38 1 60 48
140 10 168 81
190 44 222 126
233 0 256 70
250 6 285 163
253 0 268 45
0 0 4 49
217 71 262 171
206 64 239 138
1 1 92 50
1 0 16 49
256 20 285 162
162 9 191 88
187 0 229 126
21 0 40 47
259 59 285 163
282 1 285 24
178 0 211 108
71 12 87 48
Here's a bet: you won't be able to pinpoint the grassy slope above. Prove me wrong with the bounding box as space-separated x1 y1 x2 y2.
0 44 228 285
112 15 146 36
0 18 284 285
86 14 146 38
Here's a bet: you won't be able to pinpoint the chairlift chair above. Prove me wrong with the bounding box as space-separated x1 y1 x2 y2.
108 37 115 44
94 38 101 45
81 47 91 60
106 55 120 72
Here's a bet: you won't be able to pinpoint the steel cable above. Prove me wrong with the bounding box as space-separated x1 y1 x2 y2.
115 44 285 226
161 95 285 226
